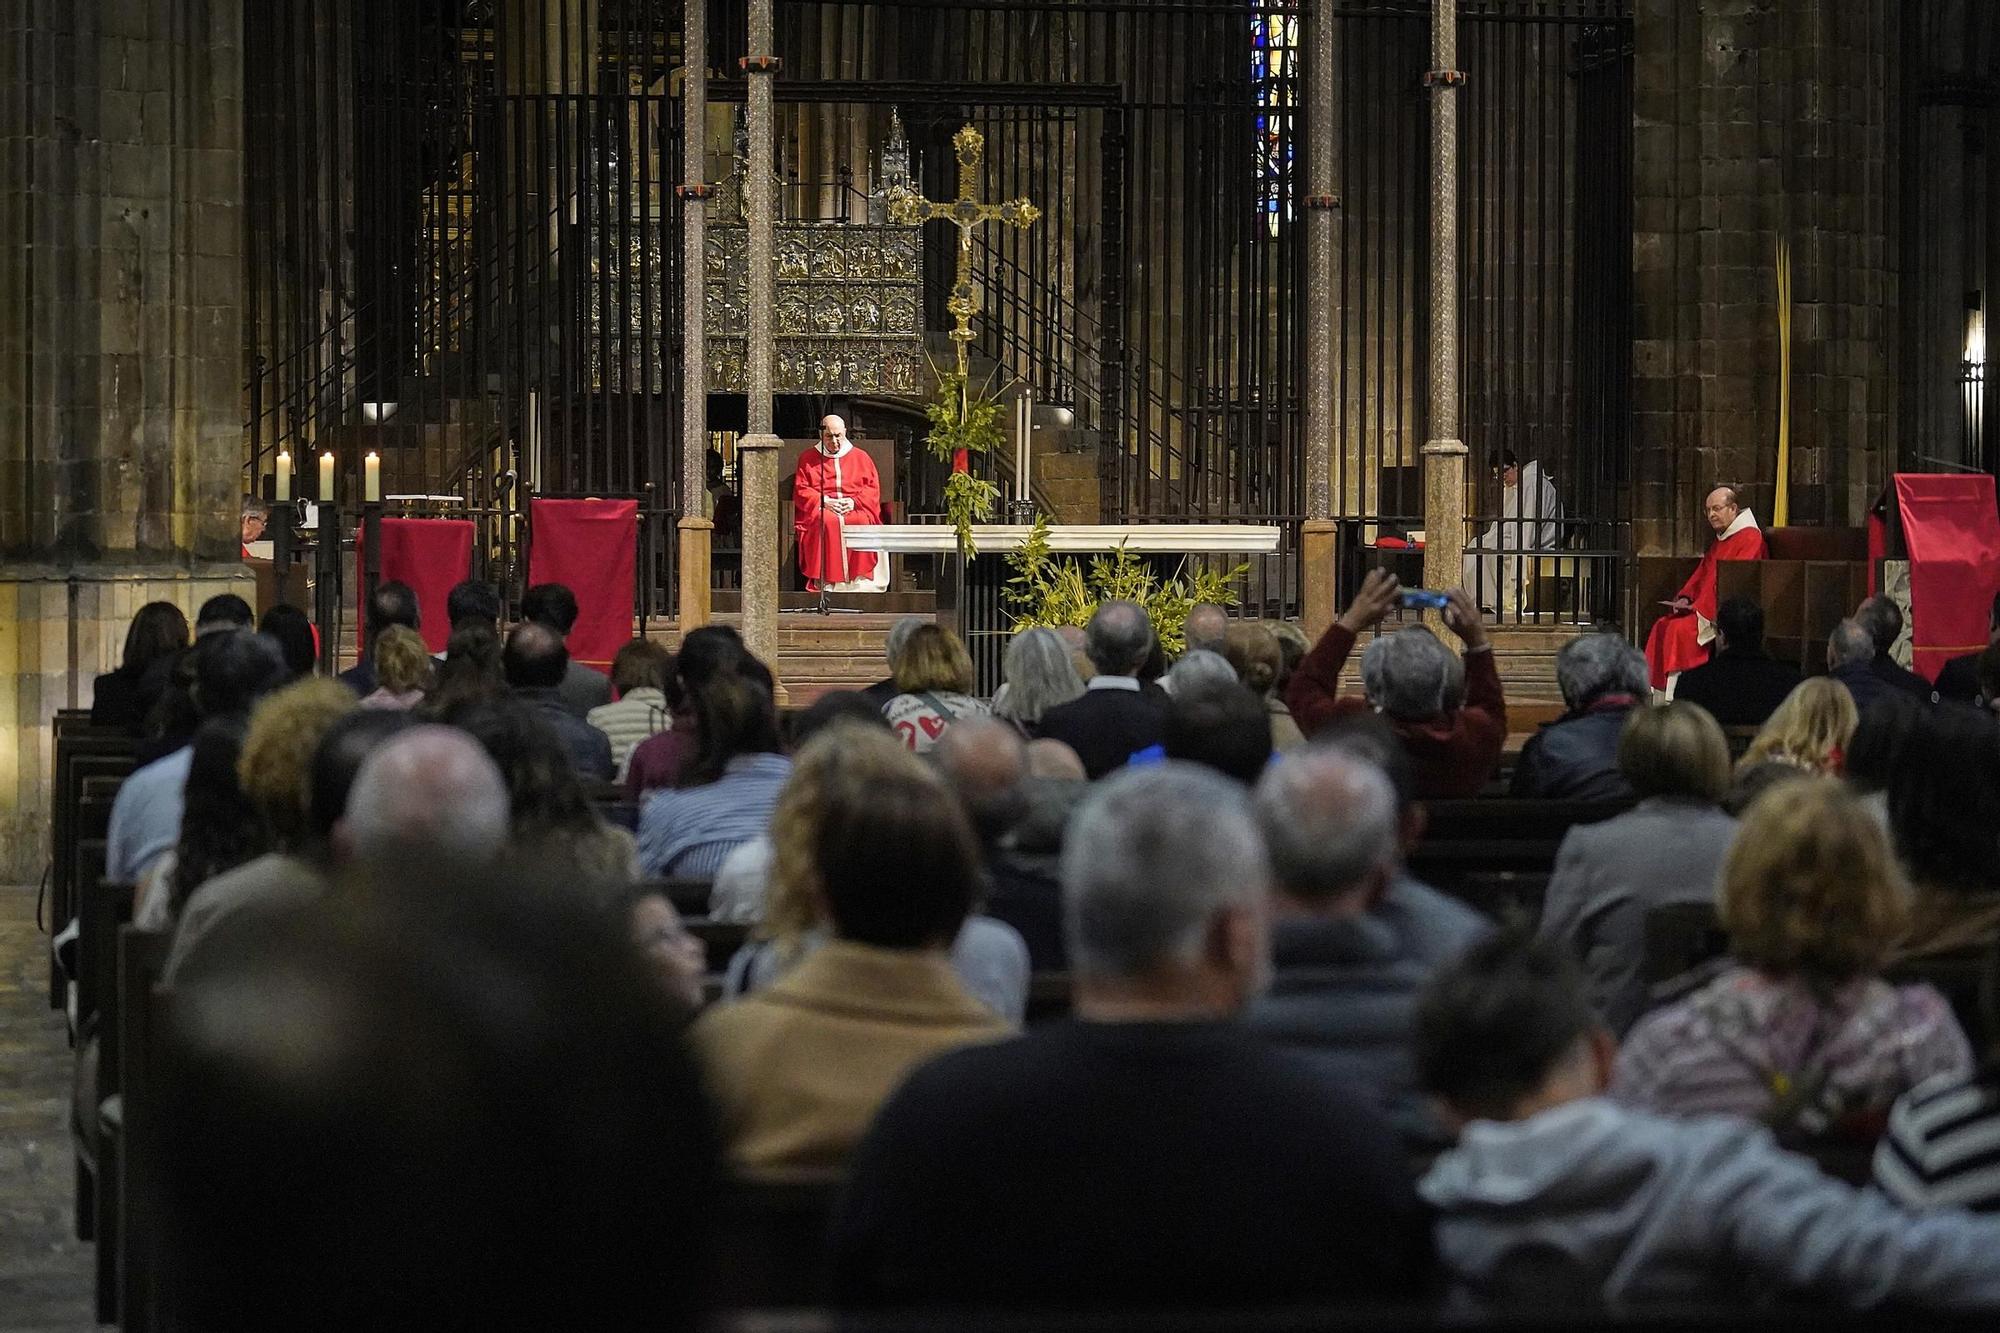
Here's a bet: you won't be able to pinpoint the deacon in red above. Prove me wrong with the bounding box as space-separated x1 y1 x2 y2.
794 414 887 593
1644 485 1767 692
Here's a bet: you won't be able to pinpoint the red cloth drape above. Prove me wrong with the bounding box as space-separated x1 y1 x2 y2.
354 518 475 655
527 498 638 675
1895 474 2000 681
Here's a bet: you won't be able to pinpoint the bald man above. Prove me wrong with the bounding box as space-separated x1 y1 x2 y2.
1643 485 1766 694
795 414 887 593
339 725 512 866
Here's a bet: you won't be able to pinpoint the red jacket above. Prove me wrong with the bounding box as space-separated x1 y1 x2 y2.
1285 624 1508 798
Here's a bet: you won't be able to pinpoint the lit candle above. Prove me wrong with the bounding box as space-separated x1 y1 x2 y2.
364 451 381 503
319 451 335 501
275 450 292 502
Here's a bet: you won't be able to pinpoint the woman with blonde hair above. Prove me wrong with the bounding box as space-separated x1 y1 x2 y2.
359 624 434 711
1612 777 1971 1132
1726 675 1857 813
882 622 989 753
1222 622 1306 752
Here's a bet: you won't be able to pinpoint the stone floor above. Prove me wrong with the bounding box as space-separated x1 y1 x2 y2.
0 884 98 1331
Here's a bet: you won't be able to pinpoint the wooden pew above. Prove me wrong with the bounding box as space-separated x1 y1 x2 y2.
96 925 169 1329
1407 798 1632 924
50 733 139 1006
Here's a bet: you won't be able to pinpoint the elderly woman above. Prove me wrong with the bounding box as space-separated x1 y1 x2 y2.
992 626 1085 738
882 623 990 754
1612 777 1972 1133
1511 633 1649 800
1726 675 1857 813
1537 702 1739 1034
1222 622 1306 752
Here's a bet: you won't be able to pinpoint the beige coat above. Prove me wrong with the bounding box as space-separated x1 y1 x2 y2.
692 939 1010 1173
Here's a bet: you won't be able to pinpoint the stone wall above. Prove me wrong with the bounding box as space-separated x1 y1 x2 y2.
1632 0 1898 556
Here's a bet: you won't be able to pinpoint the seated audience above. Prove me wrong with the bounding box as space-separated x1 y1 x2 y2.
358 624 433 711
1286 570 1505 797
1159 645 1238 698
1314 714 1492 967
1886 703 2000 960
1671 595 1802 726
1246 747 1444 1146
1934 590 2000 704
92 600 189 733
929 719 1062 978
459 702 637 891
1726 675 1857 813
1183 602 1230 654
858 614 927 707
1034 600 1170 779
625 625 745 795
833 763 1434 1308
135 717 258 932
336 580 419 696
1855 595 1931 698
193 593 255 637
881 623 990 753
1826 617 1889 714
139 595 264 761
1845 687 1922 821
339 726 511 867
1614 778 1972 1130
637 673 788 878
502 621 614 781
1161 677 1273 783
620 882 706 1012
168 702 405 980
444 578 502 636
694 728 1009 1173
585 638 673 774
1511 634 1647 800
1222 621 1306 751
258 603 318 681
990 625 1085 738
152 879 716 1330
1267 618 1310 698
1416 932 2000 1312
108 629 288 886
1537 701 1738 1034
427 620 507 715
521 581 613 716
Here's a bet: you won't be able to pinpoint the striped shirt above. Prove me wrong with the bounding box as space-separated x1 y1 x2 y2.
1875 1071 2000 1212
636 753 792 881
587 687 672 775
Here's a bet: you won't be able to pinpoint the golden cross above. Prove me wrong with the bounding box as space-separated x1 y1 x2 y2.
887 125 1041 381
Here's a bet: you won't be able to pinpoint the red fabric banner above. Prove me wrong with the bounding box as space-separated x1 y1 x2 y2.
1895 473 2000 681
528 498 638 675
354 518 475 655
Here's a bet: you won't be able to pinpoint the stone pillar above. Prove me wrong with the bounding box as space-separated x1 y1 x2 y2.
737 0 782 676
677 0 714 631
1420 0 1468 600
0 0 252 878
1300 0 1339 639
1632 0 1897 556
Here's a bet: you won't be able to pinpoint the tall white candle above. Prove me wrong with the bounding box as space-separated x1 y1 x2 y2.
364 451 381 503
319 451 335 501
275 451 292 502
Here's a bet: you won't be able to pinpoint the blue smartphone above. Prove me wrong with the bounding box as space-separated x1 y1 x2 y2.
1398 589 1450 610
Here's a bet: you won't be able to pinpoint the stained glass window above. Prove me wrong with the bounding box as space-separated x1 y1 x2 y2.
1251 4 1299 237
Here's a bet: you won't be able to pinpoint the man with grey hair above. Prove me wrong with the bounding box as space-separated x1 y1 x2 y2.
337 726 512 867
860 614 928 708
1826 616 1888 713
1247 747 1446 1146
1511 633 1649 800
834 763 1433 1308
1286 568 1506 798
1034 599 1170 778
1183 602 1230 655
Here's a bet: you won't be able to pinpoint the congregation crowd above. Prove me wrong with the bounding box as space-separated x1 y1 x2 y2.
65 561 2000 1325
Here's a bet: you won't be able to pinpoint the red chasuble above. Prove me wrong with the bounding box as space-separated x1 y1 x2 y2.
794 444 882 591
1645 512 1768 689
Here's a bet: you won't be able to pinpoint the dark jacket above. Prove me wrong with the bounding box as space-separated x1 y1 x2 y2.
514 686 615 780
1830 661 1890 714
1510 699 1638 801
1870 653 1932 700
1285 625 1507 799
1246 913 1443 1148
557 659 614 718
1936 652 1984 704
90 667 150 734
982 849 1065 970
1670 647 1801 727
336 658 377 697
859 676 901 708
1034 684 1168 780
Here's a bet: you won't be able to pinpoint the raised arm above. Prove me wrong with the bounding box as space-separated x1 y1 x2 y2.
1288 568 1401 736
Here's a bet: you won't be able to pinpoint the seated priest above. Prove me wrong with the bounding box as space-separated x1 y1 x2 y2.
1643 485 1766 694
795 414 887 593
1462 451 1560 614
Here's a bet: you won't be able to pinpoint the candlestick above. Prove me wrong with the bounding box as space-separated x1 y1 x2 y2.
319 451 335 501
364 451 381 503
275 450 292 502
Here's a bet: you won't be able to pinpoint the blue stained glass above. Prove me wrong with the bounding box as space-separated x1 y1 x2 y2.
1252 6 1297 237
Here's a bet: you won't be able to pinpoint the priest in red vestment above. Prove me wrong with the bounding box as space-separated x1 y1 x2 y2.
1645 485 1768 692
794 415 887 593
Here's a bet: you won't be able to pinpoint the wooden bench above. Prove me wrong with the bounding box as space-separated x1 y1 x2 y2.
50 732 140 1006
1407 798 1632 924
95 925 170 1329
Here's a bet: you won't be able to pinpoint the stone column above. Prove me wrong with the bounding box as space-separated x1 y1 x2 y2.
676 0 714 630
737 0 782 676
1299 0 1340 639
0 0 252 878
1420 0 1468 601
1631 0 1897 554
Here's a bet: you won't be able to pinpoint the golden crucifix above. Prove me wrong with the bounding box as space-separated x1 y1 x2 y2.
887 125 1042 381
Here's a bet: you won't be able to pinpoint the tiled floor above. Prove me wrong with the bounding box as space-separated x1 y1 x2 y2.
0 884 98 1331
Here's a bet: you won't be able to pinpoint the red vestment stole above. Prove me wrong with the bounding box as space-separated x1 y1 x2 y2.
1645 522 1767 688
793 445 882 588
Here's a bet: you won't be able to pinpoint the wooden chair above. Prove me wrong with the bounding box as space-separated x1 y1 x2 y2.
710 1169 846 1307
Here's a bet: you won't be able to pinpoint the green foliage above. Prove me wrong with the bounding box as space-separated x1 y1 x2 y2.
923 370 1007 462
943 471 1001 559
1002 514 1248 656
